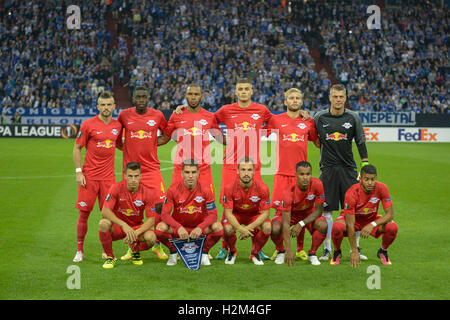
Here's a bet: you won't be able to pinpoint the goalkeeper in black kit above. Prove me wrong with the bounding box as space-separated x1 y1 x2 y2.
313 84 369 262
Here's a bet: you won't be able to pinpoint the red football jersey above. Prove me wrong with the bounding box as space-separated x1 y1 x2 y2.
281 177 325 217
103 180 157 227
222 178 271 215
215 102 271 170
75 115 122 180
118 107 167 174
161 181 218 230
164 107 220 170
342 182 393 225
267 114 318 176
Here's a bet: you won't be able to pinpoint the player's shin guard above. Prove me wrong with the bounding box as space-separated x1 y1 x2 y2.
99 230 114 259
323 212 333 251
76 210 90 251
381 222 398 250
223 232 237 253
251 229 270 255
331 222 346 251
203 230 223 253
309 230 326 255
270 233 285 252
154 229 176 253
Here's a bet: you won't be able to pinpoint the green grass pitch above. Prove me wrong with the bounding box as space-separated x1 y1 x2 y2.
0 138 449 300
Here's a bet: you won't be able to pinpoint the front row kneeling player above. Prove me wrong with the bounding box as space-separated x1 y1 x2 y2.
330 164 398 267
155 159 223 267
271 161 327 266
222 157 272 266
98 162 159 269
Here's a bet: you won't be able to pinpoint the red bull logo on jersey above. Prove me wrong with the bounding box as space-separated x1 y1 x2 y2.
180 205 202 215
183 127 206 137
235 121 256 132
97 139 114 148
130 130 152 139
282 133 305 142
119 208 138 216
357 207 377 215
326 132 348 141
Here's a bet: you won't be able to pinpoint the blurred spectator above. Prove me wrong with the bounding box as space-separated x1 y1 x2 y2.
12 111 21 124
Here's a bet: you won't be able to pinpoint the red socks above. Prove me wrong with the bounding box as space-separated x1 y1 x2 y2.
155 229 176 253
309 230 326 255
76 210 90 251
331 222 346 251
270 233 285 252
296 228 306 252
203 230 223 253
251 229 270 255
224 232 237 253
381 222 398 250
99 230 114 258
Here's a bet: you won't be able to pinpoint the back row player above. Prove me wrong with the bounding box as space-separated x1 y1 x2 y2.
173 79 311 260
313 84 370 261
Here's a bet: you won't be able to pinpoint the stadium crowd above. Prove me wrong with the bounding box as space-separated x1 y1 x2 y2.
319 0 449 113
127 0 327 112
0 0 448 114
0 1 114 110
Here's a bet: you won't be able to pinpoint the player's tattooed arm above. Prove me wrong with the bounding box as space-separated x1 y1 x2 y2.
302 203 324 226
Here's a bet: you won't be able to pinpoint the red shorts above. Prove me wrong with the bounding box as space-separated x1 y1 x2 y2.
272 211 326 235
140 169 166 201
271 174 296 210
111 223 151 241
75 178 115 212
219 164 262 203
221 211 270 227
336 215 383 238
171 165 215 196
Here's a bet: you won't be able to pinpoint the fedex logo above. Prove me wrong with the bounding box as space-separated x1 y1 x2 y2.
363 128 379 141
398 129 437 142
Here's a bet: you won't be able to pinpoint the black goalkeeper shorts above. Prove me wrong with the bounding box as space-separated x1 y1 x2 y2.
319 166 358 212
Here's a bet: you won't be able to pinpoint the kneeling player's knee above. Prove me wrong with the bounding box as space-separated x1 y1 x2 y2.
261 221 271 234
143 230 156 243
224 224 234 235
384 222 398 235
212 222 223 232
155 222 168 232
331 221 346 236
271 221 282 236
314 220 328 234
99 219 111 232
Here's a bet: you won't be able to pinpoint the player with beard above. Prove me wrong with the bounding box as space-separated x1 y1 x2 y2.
72 91 122 262
221 157 272 266
158 84 225 193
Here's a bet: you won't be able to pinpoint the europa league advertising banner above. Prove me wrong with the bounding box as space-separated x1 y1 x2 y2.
0 124 79 139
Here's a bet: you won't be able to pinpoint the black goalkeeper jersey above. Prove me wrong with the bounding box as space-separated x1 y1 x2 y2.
314 108 366 169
